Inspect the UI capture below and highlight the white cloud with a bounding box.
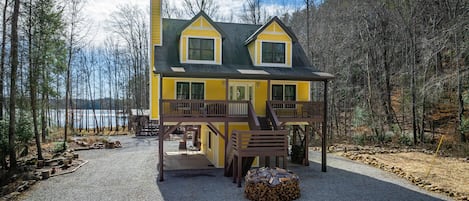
[83,0,149,46]
[83,0,301,45]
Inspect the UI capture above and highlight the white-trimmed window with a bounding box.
[176,82,205,100]
[262,42,285,64]
[189,38,214,61]
[272,84,296,108]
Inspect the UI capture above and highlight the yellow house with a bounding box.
[150,0,334,183]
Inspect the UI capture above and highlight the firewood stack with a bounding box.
[244,167,300,201]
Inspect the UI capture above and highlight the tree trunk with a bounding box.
[28,0,43,160]
[64,50,71,150]
[64,9,75,150]
[0,0,8,120]
[41,92,47,142]
[410,28,417,145]
[8,0,20,171]
[383,38,393,126]
[455,32,466,142]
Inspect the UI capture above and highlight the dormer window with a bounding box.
[189,38,214,61]
[262,42,285,64]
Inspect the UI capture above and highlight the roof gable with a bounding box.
[180,11,226,38]
[244,16,298,45]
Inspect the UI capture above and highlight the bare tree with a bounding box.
[109,4,149,116]
[0,0,8,120]
[183,0,219,18]
[63,0,85,149]
[162,0,183,19]
[239,0,263,24]
[27,0,42,160]
[8,0,20,171]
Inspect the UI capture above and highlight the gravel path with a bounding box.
[20,136,450,201]
[21,136,163,201]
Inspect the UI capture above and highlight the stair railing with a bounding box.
[247,101,260,130]
[266,101,281,130]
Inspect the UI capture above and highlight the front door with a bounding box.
[229,83,254,115]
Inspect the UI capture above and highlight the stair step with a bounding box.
[258,117,272,130]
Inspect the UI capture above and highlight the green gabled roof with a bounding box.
[179,11,226,39]
[154,17,333,81]
[244,16,298,45]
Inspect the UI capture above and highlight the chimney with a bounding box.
[151,0,162,46]
[150,0,162,120]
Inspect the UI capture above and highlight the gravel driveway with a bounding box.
[21,136,163,201]
[20,136,450,201]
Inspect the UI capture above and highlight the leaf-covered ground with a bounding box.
[341,151,469,200]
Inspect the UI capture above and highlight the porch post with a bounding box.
[267,80,271,100]
[265,79,271,166]
[304,124,309,166]
[158,74,165,181]
[321,81,328,172]
[224,78,229,172]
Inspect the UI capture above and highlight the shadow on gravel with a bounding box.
[157,161,444,201]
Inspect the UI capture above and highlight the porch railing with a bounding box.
[231,130,288,159]
[231,129,289,187]
[161,99,250,118]
[267,101,324,119]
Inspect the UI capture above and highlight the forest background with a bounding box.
[0,0,467,172]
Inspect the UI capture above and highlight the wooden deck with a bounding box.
[161,99,324,123]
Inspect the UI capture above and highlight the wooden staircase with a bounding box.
[224,102,288,187]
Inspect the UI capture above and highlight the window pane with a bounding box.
[285,85,296,101]
[189,38,200,49]
[176,82,190,100]
[201,39,214,50]
[189,50,199,60]
[229,86,234,100]
[274,43,284,52]
[236,86,245,101]
[272,85,283,101]
[191,83,204,100]
[274,43,285,63]
[201,50,214,60]
[262,42,272,63]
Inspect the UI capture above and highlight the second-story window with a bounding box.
[262,42,285,64]
[189,38,214,61]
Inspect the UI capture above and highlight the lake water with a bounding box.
[49,109,128,129]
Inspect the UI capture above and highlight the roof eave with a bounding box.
[153,70,334,81]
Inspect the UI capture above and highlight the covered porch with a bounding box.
[156,76,331,182]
